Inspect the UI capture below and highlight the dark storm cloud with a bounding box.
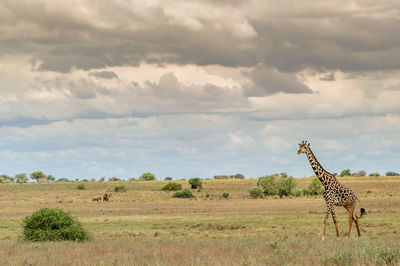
[89,71,118,79]
[243,66,312,96]
[1,1,400,73]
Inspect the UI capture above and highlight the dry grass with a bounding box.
[0,177,399,265]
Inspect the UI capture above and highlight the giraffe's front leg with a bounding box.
[331,209,340,238]
[322,210,329,240]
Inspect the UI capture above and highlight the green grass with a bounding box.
[0,177,399,264]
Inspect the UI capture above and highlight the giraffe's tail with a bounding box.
[356,196,366,218]
[360,208,366,218]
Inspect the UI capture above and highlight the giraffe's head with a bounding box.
[297,140,310,154]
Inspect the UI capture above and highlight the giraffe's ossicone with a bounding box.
[298,140,365,240]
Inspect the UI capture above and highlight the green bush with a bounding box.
[114,185,127,192]
[139,172,156,181]
[22,208,91,242]
[222,192,230,199]
[76,184,86,190]
[189,178,203,189]
[278,177,297,198]
[257,176,278,196]
[172,189,195,198]
[161,182,182,191]
[249,186,264,198]
[253,175,299,198]
[304,178,324,195]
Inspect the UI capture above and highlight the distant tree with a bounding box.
[47,175,56,182]
[214,175,229,180]
[30,171,47,182]
[278,172,288,178]
[56,178,70,182]
[339,169,351,177]
[233,174,245,179]
[189,178,203,189]
[386,171,399,176]
[15,173,29,183]
[369,172,380,177]
[99,176,106,182]
[164,177,173,180]
[357,170,367,177]
[0,174,14,183]
[139,172,156,181]
[108,177,120,182]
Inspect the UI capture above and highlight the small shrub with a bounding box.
[249,186,264,199]
[114,185,127,192]
[76,184,86,190]
[172,189,195,198]
[164,177,173,180]
[222,192,229,199]
[161,182,182,191]
[139,172,156,181]
[189,178,203,189]
[304,178,324,196]
[108,177,120,181]
[22,208,91,242]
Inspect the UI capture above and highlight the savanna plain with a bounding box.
[0,177,399,265]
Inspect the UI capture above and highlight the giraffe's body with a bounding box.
[298,141,362,239]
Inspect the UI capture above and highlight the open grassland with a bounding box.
[0,177,399,265]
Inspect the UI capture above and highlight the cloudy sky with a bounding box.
[1,0,400,180]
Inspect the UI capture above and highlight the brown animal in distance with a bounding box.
[91,195,102,202]
[103,192,112,201]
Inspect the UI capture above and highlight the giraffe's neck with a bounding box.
[305,148,336,187]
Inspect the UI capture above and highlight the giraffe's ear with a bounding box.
[307,143,310,147]
[298,143,301,146]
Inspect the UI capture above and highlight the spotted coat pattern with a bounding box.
[298,141,361,239]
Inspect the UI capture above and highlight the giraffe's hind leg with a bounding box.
[353,214,361,237]
[344,205,354,237]
[345,205,361,237]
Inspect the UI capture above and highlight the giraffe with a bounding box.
[297,141,364,240]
